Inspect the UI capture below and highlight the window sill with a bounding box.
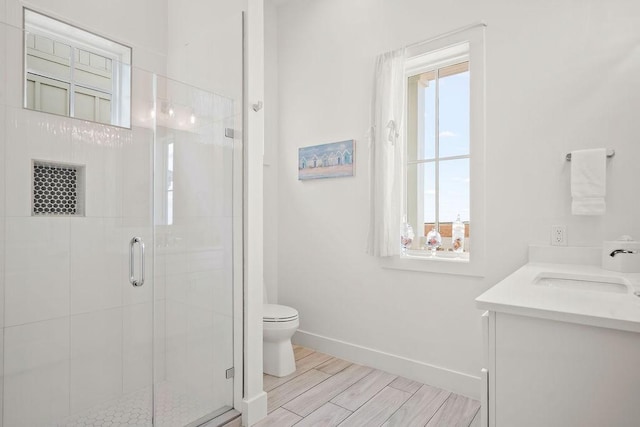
[402,250,469,262]
[380,250,484,277]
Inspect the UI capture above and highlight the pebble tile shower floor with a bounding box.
[58,382,217,427]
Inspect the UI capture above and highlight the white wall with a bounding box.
[166,0,246,103]
[4,0,167,73]
[263,0,279,304]
[270,0,640,398]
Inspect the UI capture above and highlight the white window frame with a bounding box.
[408,51,470,257]
[23,8,132,128]
[382,24,486,277]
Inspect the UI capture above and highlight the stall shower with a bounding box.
[0,17,241,427]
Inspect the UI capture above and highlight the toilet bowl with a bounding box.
[263,304,299,377]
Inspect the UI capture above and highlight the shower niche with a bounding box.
[32,160,85,216]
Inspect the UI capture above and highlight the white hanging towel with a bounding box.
[571,148,607,215]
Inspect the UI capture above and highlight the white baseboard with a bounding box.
[293,329,480,400]
[242,391,267,426]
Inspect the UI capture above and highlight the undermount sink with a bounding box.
[534,272,630,294]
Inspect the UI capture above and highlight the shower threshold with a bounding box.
[56,382,233,427]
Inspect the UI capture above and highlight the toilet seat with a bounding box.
[263,304,298,323]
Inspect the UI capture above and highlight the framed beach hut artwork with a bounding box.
[298,139,355,180]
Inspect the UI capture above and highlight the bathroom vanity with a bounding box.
[476,247,640,427]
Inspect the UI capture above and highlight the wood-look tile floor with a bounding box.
[254,345,480,427]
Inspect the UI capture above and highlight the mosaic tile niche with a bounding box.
[32,160,85,216]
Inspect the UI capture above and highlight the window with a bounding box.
[406,46,470,259]
[24,9,132,128]
[382,25,485,276]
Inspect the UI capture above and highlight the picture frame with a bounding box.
[298,139,355,181]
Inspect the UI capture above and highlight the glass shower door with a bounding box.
[1,21,235,427]
[153,76,236,426]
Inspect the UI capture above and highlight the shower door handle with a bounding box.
[129,237,145,287]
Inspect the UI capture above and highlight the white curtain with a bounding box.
[366,49,406,257]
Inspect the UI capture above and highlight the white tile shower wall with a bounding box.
[154,300,167,382]
[190,270,223,313]
[0,25,6,107]
[188,242,225,273]
[172,135,229,219]
[70,308,123,413]
[71,123,126,218]
[3,0,21,28]
[123,302,153,394]
[165,264,189,305]
[0,0,6,24]
[123,126,153,218]
[161,240,234,400]
[4,216,70,326]
[2,111,155,425]
[155,252,167,301]
[153,87,236,412]
[131,68,157,131]
[187,306,217,404]
[0,23,6,427]
[2,22,21,109]
[70,217,124,314]
[0,104,5,329]
[0,2,166,426]
[0,329,3,426]
[162,303,233,415]
[4,317,70,427]
[165,299,188,387]
[211,312,234,405]
[5,107,72,217]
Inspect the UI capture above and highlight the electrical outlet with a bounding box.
[551,225,567,246]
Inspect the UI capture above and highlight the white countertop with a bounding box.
[476,262,640,333]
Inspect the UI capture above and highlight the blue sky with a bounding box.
[422,70,470,223]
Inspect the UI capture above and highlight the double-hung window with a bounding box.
[406,45,470,257]
[387,25,485,276]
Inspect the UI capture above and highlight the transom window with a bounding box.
[23,8,132,128]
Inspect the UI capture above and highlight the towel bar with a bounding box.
[566,149,615,161]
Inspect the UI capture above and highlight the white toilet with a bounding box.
[263,303,299,377]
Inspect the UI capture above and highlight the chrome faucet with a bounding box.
[609,249,639,257]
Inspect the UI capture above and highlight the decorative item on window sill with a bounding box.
[452,214,465,254]
[400,221,415,254]
[425,227,442,257]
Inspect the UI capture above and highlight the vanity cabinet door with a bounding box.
[480,311,492,427]
[493,313,640,427]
